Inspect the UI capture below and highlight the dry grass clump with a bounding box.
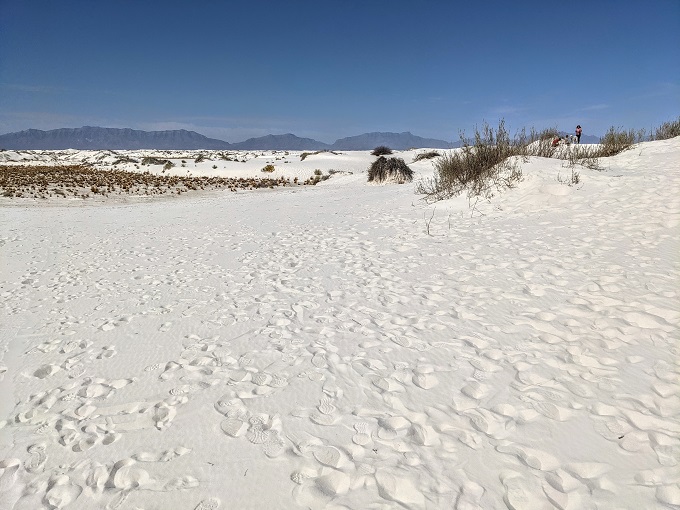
[300,150,341,161]
[368,157,413,184]
[523,127,561,158]
[371,146,393,156]
[416,120,523,201]
[653,117,680,140]
[261,164,275,173]
[141,157,171,166]
[598,126,644,157]
[412,151,440,162]
[0,165,303,199]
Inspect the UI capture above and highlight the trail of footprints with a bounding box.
[2,176,679,508]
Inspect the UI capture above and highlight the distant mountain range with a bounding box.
[0,126,457,151]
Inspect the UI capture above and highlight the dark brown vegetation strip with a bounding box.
[0,165,304,199]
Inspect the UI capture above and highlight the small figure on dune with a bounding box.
[552,136,561,147]
[575,125,582,144]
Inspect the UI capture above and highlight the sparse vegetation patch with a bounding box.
[413,151,440,162]
[416,120,523,201]
[371,146,393,156]
[0,165,306,199]
[300,150,341,161]
[653,117,680,140]
[368,157,413,184]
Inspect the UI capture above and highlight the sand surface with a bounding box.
[1,141,679,509]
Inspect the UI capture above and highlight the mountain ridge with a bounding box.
[0,126,455,151]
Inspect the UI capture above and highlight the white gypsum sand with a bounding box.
[0,139,678,509]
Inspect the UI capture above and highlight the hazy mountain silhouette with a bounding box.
[331,131,455,150]
[0,126,458,150]
[0,126,232,150]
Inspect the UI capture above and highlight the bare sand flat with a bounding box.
[1,140,679,509]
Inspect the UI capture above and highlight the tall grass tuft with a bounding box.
[371,146,393,156]
[598,126,645,157]
[653,117,680,140]
[368,157,413,184]
[416,120,524,201]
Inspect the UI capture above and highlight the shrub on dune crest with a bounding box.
[413,151,440,162]
[416,117,679,203]
[416,120,524,201]
[598,126,644,157]
[371,146,393,156]
[368,156,413,184]
[653,117,680,140]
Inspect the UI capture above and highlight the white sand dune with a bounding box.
[1,140,679,509]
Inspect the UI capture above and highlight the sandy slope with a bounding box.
[0,140,679,509]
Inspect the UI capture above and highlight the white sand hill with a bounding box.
[1,139,679,509]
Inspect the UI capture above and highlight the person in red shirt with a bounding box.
[575,125,582,144]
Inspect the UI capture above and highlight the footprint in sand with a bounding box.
[500,471,548,510]
[25,443,47,473]
[96,345,117,359]
[44,475,83,509]
[195,498,221,510]
[317,396,336,415]
[0,458,21,492]
[352,422,372,446]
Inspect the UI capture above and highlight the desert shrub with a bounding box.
[261,164,275,173]
[413,151,440,162]
[212,165,217,169]
[599,126,644,156]
[142,157,170,166]
[371,146,393,156]
[301,150,341,161]
[523,127,561,158]
[562,144,602,170]
[194,154,206,163]
[314,169,322,176]
[416,120,523,200]
[163,161,174,171]
[653,117,680,140]
[368,156,413,184]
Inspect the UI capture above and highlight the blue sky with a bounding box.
[1,0,679,143]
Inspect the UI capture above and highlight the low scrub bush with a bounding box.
[523,127,560,158]
[368,157,413,184]
[371,146,393,156]
[598,126,644,157]
[562,144,602,170]
[413,151,440,162]
[261,164,275,173]
[416,120,523,200]
[653,117,680,140]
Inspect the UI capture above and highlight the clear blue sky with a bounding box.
[1,0,679,143]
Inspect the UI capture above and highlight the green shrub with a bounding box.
[368,157,413,183]
[371,146,393,156]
